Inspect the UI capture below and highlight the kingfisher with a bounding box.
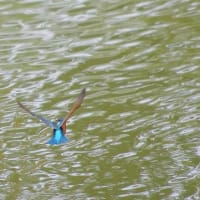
[17,88,86,145]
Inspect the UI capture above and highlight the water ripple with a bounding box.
[0,0,200,199]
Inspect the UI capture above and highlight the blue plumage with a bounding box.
[47,128,68,145]
[17,88,86,145]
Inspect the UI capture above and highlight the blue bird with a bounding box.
[17,88,86,145]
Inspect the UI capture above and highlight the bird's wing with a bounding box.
[57,88,86,128]
[17,101,57,129]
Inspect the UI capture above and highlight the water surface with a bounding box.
[0,0,200,199]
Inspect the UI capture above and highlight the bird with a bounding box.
[17,88,86,145]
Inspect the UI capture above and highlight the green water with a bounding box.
[0,0,200,199]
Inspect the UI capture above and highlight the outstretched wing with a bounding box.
[17,101,57,129]
[57,88,86,129]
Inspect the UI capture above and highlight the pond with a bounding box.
[0,0,200,199]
